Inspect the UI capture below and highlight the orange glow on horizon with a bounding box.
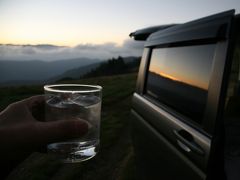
[0,26,125,47]
[150,66,207,90]
[158,72,180,82]
[151,70,181,82]
[0,36,124,47]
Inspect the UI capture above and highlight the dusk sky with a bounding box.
[1,0,240,46]
[0,0,240,61]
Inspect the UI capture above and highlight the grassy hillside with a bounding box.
[0,73,137,180]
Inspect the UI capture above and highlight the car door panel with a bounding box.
[132,93,210,171]
[131,110,205,180]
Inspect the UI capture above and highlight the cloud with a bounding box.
[0,39,144,61]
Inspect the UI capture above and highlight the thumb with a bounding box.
[37,119,89,144]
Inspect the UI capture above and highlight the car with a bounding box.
[130,9,240,180]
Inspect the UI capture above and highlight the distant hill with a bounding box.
[0,58,103,85]
[0,56,141,86]
[82,56,141,78]
[52,56,140,82]
[50,63,100,82]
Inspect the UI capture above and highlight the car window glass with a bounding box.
[146,44,216,125]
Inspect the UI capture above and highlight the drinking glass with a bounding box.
[44,84,102,163]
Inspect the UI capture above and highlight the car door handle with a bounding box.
[173,130,205,155]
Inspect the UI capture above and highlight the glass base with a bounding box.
[47,140,99,163]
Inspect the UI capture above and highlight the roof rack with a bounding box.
[129,24,178,41]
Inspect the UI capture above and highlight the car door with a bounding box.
[131,10,236,180]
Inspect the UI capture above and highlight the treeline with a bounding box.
[82,56,140,78]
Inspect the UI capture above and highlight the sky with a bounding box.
[0,0,240,61]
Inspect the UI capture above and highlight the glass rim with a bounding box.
[44,84,102,93]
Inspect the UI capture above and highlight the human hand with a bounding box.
[0,95,88,177]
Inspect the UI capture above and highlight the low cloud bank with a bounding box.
[0,39,144,61]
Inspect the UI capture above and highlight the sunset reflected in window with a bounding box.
[146,44,216,122]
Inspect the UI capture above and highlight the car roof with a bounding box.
[130,9,237,45]
[145,10,235,47]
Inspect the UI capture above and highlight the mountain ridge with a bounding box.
[0,56,140,86]
[0,58,104,84]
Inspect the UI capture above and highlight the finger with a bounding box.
[1,96,44,119]
[23,95,45,109]
[36,119,89,144]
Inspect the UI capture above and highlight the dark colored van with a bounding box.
[130,10,240,180]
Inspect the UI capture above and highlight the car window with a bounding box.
[145,44,216,125]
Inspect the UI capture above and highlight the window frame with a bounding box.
[141,39,232,136]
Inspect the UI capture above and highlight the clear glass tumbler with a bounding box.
[44,84,102,163]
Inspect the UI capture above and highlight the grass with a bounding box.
[1,73,137,180]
